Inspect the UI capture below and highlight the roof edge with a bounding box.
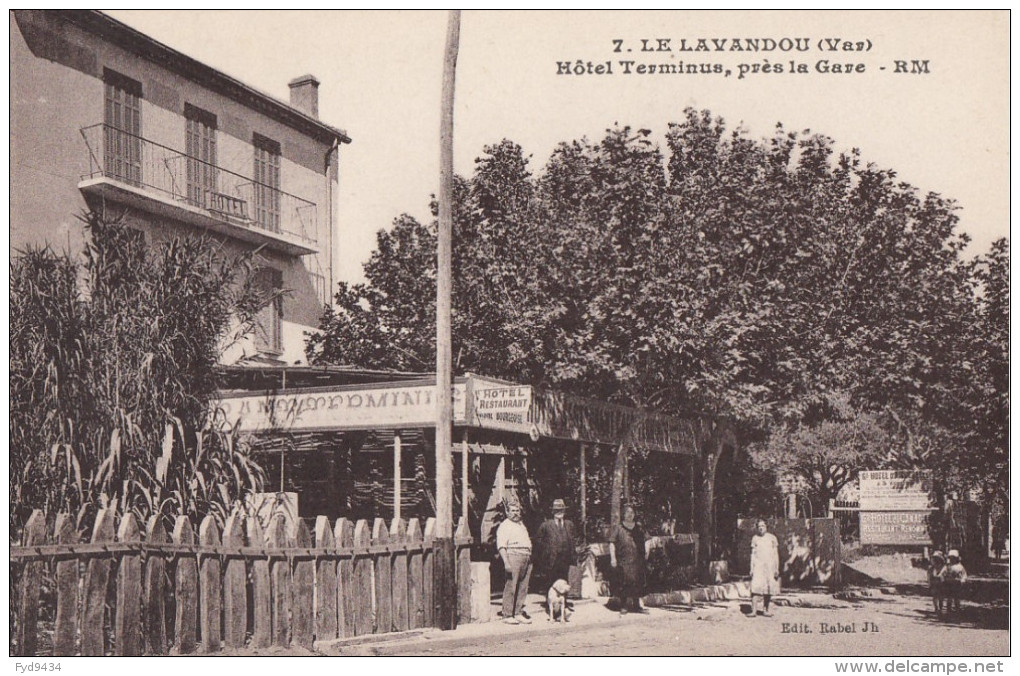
[61,10,352,145]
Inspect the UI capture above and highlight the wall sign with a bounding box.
[216,382,467,433]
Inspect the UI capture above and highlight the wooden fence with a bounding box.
[10,508,473,656]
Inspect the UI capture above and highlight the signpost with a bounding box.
[858,469,934,545]
[859,470,934,511]
[860,511,931,545]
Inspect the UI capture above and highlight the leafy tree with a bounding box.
[10,213,271,532]
[308,111,1000,560]
[749,399,890,512]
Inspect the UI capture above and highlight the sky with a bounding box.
[107,10,1010,285]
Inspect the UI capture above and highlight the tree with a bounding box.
[308,111,996,560]
[10,213,271,532]
[749,399,890,512]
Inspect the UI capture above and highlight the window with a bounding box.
[310,271,327,306]
[254,267,283,355]
[253,133,281,233]
[103,69,142,185]
[185,104,217,208]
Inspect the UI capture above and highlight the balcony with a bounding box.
[78,124,318,256]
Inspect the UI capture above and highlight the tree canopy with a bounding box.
[307,108,1006,522]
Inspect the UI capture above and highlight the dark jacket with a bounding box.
[534,517,582,580]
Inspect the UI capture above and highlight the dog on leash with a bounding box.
[546,579,572,623]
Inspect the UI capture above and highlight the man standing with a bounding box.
[535,499,581,591]
[496,498,533,624]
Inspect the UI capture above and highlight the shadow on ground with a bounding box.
[886,603,1009,631]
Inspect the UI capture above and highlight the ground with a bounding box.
[375,591,1008,657]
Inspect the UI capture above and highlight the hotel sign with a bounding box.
[860,511,931,545]
[469,377,533,434]
[859,470,934,511]
[216,382,468,433]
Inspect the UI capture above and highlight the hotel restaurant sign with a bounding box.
[858,469,934,546]
[216,376,533,435]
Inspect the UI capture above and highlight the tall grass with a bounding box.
[10,212,275,535]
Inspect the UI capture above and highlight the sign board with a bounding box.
[216,382,467,433]
[860,510,931,545]
[859,469,934,511]
[469,377,532,434]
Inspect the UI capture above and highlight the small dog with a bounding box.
[546,579,572,623]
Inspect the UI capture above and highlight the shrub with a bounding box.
[10,213,274,534]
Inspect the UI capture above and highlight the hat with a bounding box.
[551,499,566,511]
[932,550,945,560]
[947,549,960,559]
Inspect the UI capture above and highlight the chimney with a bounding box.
[288,74,320,118]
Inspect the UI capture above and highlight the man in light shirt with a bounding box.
[497,498,533,624]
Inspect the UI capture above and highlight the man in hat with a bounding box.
[496,498,533,624]
[534,498,582,595]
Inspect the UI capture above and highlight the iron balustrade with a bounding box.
[80,123,317,246]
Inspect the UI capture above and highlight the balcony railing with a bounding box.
[79,123,317,249]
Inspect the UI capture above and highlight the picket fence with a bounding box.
[10,508,473,656]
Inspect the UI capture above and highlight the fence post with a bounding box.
[143,516,168,655]
[390,518,409,632]
[291,518,314,649]
[15,510,46,656]
[314,516,338,644]
[115,513,142,656]
[372,518,393,633]
[455,516,472,625]
[353,519,373,636]
[423,517,436,627]
[222,513,247,649]
[335,518,356,638]
[247,516,271,648]
[406,518,424,630]
[268,515,292,647]
[82,508,115,655]
[172,515,198,654]
[198,516,222,652]
[53,513,79,656]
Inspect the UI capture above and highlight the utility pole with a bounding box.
[434,8,461,632]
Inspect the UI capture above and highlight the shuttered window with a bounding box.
[254,267,283,355]
[185,104,217,207]
[253,133,281,233]
[103,69,142,185]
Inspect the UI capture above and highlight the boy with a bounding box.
[942,549,967,615]
[928,550,946,617]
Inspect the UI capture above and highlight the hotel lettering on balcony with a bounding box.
[11,10,351,364]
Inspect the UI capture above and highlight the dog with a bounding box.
[546,579,572,623]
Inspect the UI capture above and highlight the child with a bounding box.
[928,550,946,617]
[942,549,967,615]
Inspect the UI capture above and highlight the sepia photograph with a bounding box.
[8,9,1010,668]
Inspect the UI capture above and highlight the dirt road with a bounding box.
[380,593,1008,657]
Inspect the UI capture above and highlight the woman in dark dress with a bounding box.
[609,505,647,614]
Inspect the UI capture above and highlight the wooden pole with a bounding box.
[579,444,587,534]
[434,8,461,632]
[394,433,402,521]
[462,431,469,522]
